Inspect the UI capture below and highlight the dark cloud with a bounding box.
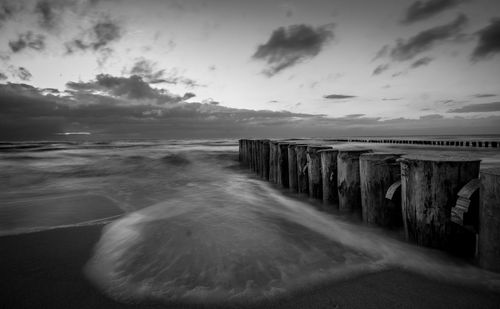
[410,56,434,68]
[402,0,463,24]
[65,18,122,53]
[67,74,188,103]
[253,24,334,76]
[0,0,22,27]
[420,114,444,120]
[372,63,390,75]
[3,80,500,140]
[344,114,365,118]
[128,58,165,81]
[390,14,468,61]
[473,94,496,98]
[125,59,203,88]
[182,92,196,100]
[9,66,32,81]
[34,0,97,30]
[9,31,46,53]
[448,102,500,113]
[0,72,7,80]
[372,45,390,61]
[323,94,356,99]
[0,80,321,140]
[471,18,500,61]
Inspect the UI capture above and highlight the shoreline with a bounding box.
[1,223,500,309]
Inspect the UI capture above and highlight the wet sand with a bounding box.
[1,224,500,309]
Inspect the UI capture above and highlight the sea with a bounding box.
[1,138,500,304]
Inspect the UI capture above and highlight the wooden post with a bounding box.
[295,144,309,194]
[269,141,278,183]
[307,146,331,199]
[360,153,403,228]
[399,155,480,249]
[277,143,290,188]
[319,149,339,206]
[337,149,373,214]
[478,168,500,272]
[261,140,270,180]
[288,144,298,192]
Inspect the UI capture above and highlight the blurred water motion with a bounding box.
[2,139,500,304]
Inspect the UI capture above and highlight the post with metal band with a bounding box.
[360,153,403,228]
[399,155,480,249]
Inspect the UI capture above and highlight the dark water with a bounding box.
[1,139,500,304]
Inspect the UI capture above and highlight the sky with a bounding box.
[0,0,500,140]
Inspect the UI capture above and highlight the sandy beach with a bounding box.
[1,223,500,309]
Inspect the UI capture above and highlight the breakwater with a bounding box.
[324,138,500,148]
[239,139,500,273]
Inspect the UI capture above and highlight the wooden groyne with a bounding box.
[323,138,500,148]
[239,139,500,272]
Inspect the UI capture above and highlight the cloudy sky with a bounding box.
[0,0,499,140]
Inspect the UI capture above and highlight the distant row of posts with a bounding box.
[239,139,500,273]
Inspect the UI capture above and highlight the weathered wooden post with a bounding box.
[239,139,242,162]
[261,140,270,180]
[478,168,500,272]
[307,145,331,199]
[319,149,339,206]
[288,144,298,192]
[360,153,403,228]
[399,155,480,249]
[269,141,278,183]
[295,144,309,194]
[337,149,373,214]
[277,143,290,188]
[248,140,253,170]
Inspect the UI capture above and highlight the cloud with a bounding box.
[402,0,463,24]
[0,80,322,139]
[67,74,191,104]
[34,0,97,30]
[471,18,500,61]
[448,101,500,113]
[390,14,467,61]
[9,66,32,81]
[0,0,22,27]
[9,31,46,53]
[473,94,496,98]
[372,63,390,75]
[323,94,356,99]
[419,114,444,120]
[410,56,434,68]
[253,24,334,76]
[65,18,122,53]
[128,58,165,81]
[0,72,7,80]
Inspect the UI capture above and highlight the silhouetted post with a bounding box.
[277,143,290,188]
[288,144,298,192]
[295,144,309,194]
[307,145,331,199]
[399,155,480,248]
[478,168,500,272]
[360,153,403,228]
[337,149,373,214]
[319,149,339,206]
[261,140,270,180]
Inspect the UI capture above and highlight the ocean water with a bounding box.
[1,139,500,305]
